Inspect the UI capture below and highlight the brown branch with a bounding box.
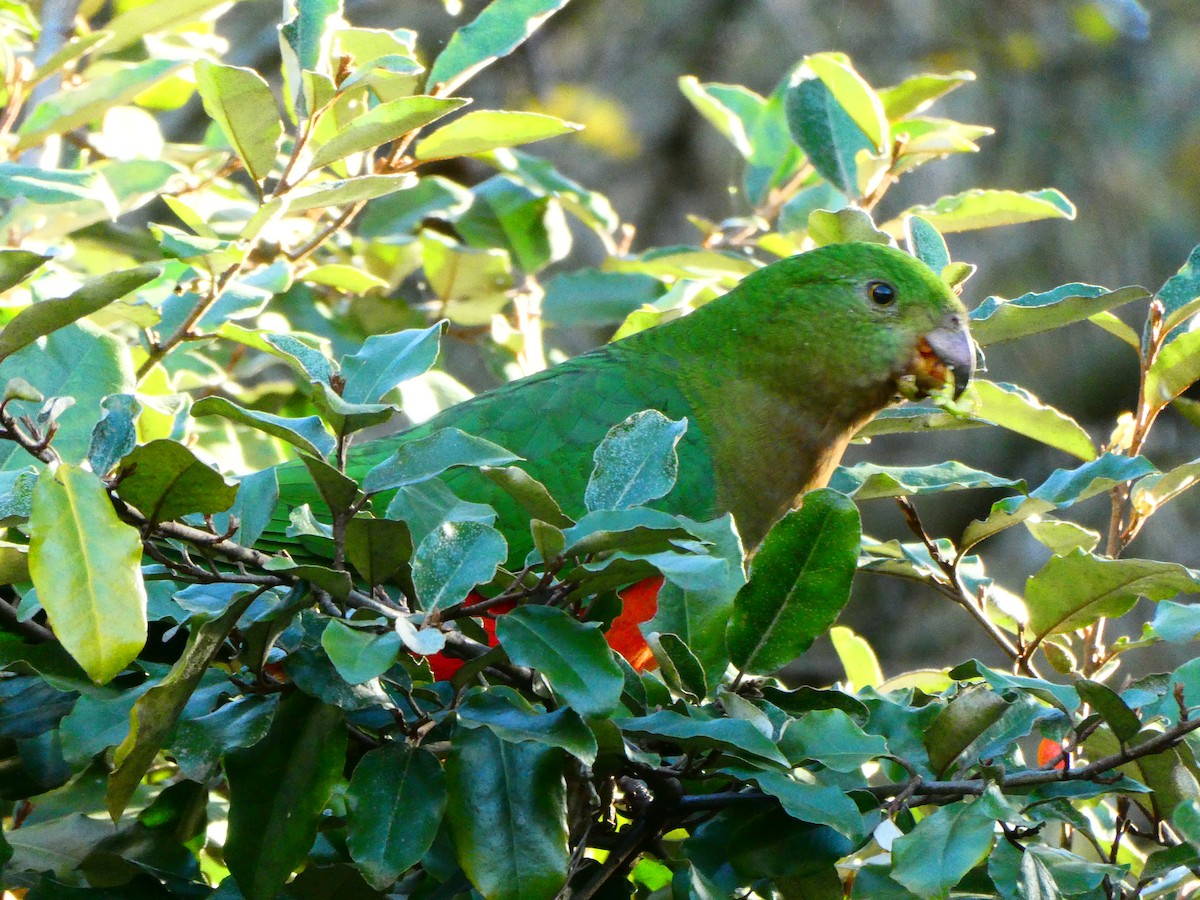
[0,593,54,642]
[896,497,1034,675]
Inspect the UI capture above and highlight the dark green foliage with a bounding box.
[3,2,1198,899]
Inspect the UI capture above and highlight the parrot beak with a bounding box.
[910,314,975,400]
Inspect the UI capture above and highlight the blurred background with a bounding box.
[207,0,1199,677]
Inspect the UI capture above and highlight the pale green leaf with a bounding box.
[29,465,147,684]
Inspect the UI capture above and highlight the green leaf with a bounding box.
[1145,329,1200,413]
[339,321,445,404]
[889,187,1075,234]
[829,625,883,691]
[311,384,394,435]
[264,557,352,600]
[279,0,343,118]
[807,207,893,247]
[1149,600,1200,644]
[107,596,251,817]
[364,427,519,494]
[346,743,446,890]
[1090,309,1141,350]
[321,619,401,684]
[1075,679,1140,743]
[337,53,424,98]
[420,229,514,325]
[616,709,789,767]
[560,507,692,557]
[648,633,707,702]
[727,490,861,675]
[779,709,889,772]
[115,439,237,525]
[411,520,507,612]
[445,726,568,900]
[0,324,132,472]
[194,60,282,184]
[309,96,467,168]
[457,174,571,274]
[285,172,417,212]
[191,396,335,459]
[16,59,182,151]
[584,410,688,512]
[0,163,117,213]
[488,147,620,237]
[1027,550,1200,641]
[458,686,598,764]
[415,110,581,160]
[262,332,335,383]
[31,31,111,83]
[969,380,1096,460]
[386,478,495,544]
[102,0,231,53]
[678,76,762,158]
[481,466,573,528]
[426,0,571,94]
[924,685,1010,777]
[785,66,873,196]
[1156,243,1200,340]
[891,799,997,898]
[300,453,360,513]
[225,693,346,900]
[344,514,413,585]
[961,453,1156,551]
[829,461,1022,501]
[970,283,1146,346]
[231,470,278,550]
[0,249,50,293]
[1024,517,1101,556]
[878,70,975,119]
[301,263,389,294]
[905,215,950,272]
[802,52,888,151]
[0,265,160,364]
[29,465,146,684]
[87,394,140,477]
[1132,456,1200,515]
[721,764,866,841]
[496,606,624,718]
[857,404,988,438]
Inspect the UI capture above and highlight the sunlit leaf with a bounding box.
[29,465,146,684]
[427,0,571,94]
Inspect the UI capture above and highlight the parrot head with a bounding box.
[738,242,976,415]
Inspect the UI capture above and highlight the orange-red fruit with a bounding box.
[1037,737,1067,770]
[421,577,665,680]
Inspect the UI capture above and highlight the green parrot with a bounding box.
[272,242,973,559]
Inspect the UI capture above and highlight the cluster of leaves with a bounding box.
[3,0,1200,898]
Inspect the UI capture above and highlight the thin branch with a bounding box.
[896,497,1034,675]
[0,594,54,642]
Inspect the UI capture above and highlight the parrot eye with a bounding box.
[868,281,897,306]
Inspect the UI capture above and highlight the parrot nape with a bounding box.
[272,242,974,672]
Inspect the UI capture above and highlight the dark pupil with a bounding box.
[870,281,896,305]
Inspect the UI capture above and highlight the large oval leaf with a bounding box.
[224,693,346,900]
[346,743,446,890]
[445,726,568,900]
[29,465,147,684]
[584,410,687,512]
[495,606,624,718]
[727,489,861,675]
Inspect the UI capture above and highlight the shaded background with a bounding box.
[213,0,1200,677]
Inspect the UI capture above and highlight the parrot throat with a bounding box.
[677,375,874,549]
[642,313,896,550]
